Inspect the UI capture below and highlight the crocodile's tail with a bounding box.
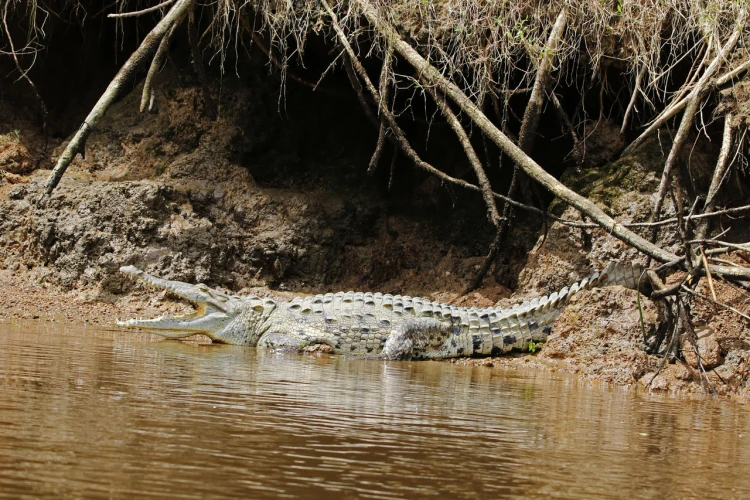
[596,261,647,291]
[473,262,646,356]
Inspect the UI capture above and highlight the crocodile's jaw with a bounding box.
[116,310,232,336]
[116,266,238,339]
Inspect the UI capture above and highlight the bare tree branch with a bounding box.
[621,64,646,133]
[368,46,394,175]
[40,0,196,199]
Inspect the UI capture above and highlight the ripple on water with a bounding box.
[0,320,748,498]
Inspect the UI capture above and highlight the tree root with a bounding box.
[343,56,379,128]
[622,20,747,158]
[696,114,734,240]
[108,0,175,18]
[251,32,321,91]
[462,8,567,293]
[621,64,646,133]
[426,85,501,228]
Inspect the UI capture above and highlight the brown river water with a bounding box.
[0,320,748,499]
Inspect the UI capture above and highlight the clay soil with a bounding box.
[1,71,748,400]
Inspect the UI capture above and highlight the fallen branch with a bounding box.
[669,185,695,273]
[40,0,195,199]
[426,85,501,228]
[343,56,379,128]
[518,9,567,154]
[690,239,750,254]
[551,93,580,145]
[427,83,504,293]
[354,0,750,280]
[717,58,750,85]
[464,8,567,294]
[696,113,734,240]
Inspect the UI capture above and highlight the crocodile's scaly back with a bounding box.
[265,262,645,359]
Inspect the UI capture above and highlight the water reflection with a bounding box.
[0,321,748,498]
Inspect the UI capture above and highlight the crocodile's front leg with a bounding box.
[257,332,305,351]
[382,318,451,360]
[257,330,339,353]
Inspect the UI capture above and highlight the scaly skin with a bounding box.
[117,263,644,360]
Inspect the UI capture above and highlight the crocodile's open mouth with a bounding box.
[116,266,233,336]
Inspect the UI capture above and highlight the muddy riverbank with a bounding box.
[1,67,748,399]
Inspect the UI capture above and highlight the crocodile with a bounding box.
[116,263,645,360]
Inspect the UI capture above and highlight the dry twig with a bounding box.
[368,46,394,175]
[109,0,176,18]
